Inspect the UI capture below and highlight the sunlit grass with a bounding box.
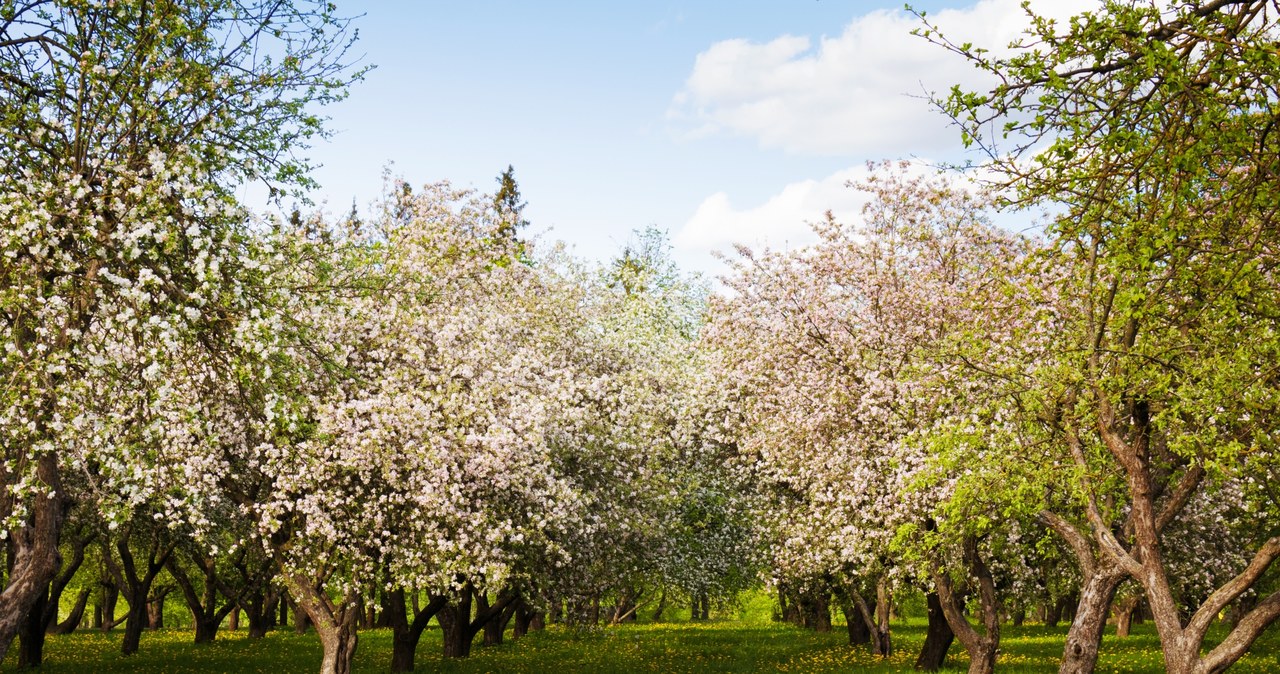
[5,616,1278,672]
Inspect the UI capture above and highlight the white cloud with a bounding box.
[669,0,1096,157]
[673,159,1036,279]
[675,166,869,258]
[674,161,959,274]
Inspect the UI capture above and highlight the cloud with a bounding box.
[672,159,1035,279]
[669,0,1096,157]
[674,161,961,272]
[676,166,868,258]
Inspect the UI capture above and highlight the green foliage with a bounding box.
[493,164,529,241]
[0,0,367,199]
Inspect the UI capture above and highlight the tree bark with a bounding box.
[99,579,121,631]
[875,580,892,654]
[120,593,149,656]
[146,585,171,629]
[388,589,445,673]
[652,588,668,622]
[52,588,91,634]
[437,584,518,658]
[778,585,798,624]
[0,454,65,664]
[845,605,870,645]
[1041,508,1129,674]
[851,582,892,656]
[244,589,280,639]
[547,594,561,624]
[102,535,174,656]
[41,528,92,635]
[1091,405,1280,674]
[437,589,474,658]
[294,600,312,633]
[833,585,870,646]
[476,593,496,644]
[1115,596,1139,638]
[287,574,359,674]
[915,591,954,671]
[799,589,831,632]
[166,553,237,644]
[231,556,279,639]
[609,587,640,626]
[934,537,999,674]
[484,598,517,645]
[1046,598,1064,627]
[512,600,535,639]
[17,589,49,668]
[1059,570,1125,674]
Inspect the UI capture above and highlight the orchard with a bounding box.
[3,2,1280,673]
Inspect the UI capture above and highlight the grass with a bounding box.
[6,604,1280,673]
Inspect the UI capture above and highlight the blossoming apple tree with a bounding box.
[0,0,359,662]
[923,1,1280,672]
[705,163,1033,672]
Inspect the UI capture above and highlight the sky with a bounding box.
[283,0,1094,277]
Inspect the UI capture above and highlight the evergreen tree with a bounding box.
[493,165,528,241]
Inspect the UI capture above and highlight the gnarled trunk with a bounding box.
[1114,595,1140,638]
[1057,570,1124,673]
[387,589,445,673]
[17,590,49,668]
[1045,599,1063,628]
[934,537,999,674]
[484,598,517,645]
[318,620,359,674]
[1041,510,1129,674]
[915,591,954,671]
[52,588,91,635]
[851,579,892,656]
[102,535,174,656]
[799,589,831,632]
[834,587,869,646]
[437,590,474,659]
[166,552,237,644]
[436,584,519,659]
[98,579,122,631]
[242,583,282,639]
[1087,410,1280,674]
[119,593,149,656]
[287,575,360,674]
[291,591,312,634]
[609,586,640,626]
[778,585,800,625]
[651,589,668,622]
[512,599,537,639]
[0,454,65,664]
[146,585,171,629]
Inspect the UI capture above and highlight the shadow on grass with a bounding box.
[6,618,1279,673]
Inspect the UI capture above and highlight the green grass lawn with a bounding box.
[7,606,1280,673]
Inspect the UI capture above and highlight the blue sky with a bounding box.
[288,0,1091,276]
